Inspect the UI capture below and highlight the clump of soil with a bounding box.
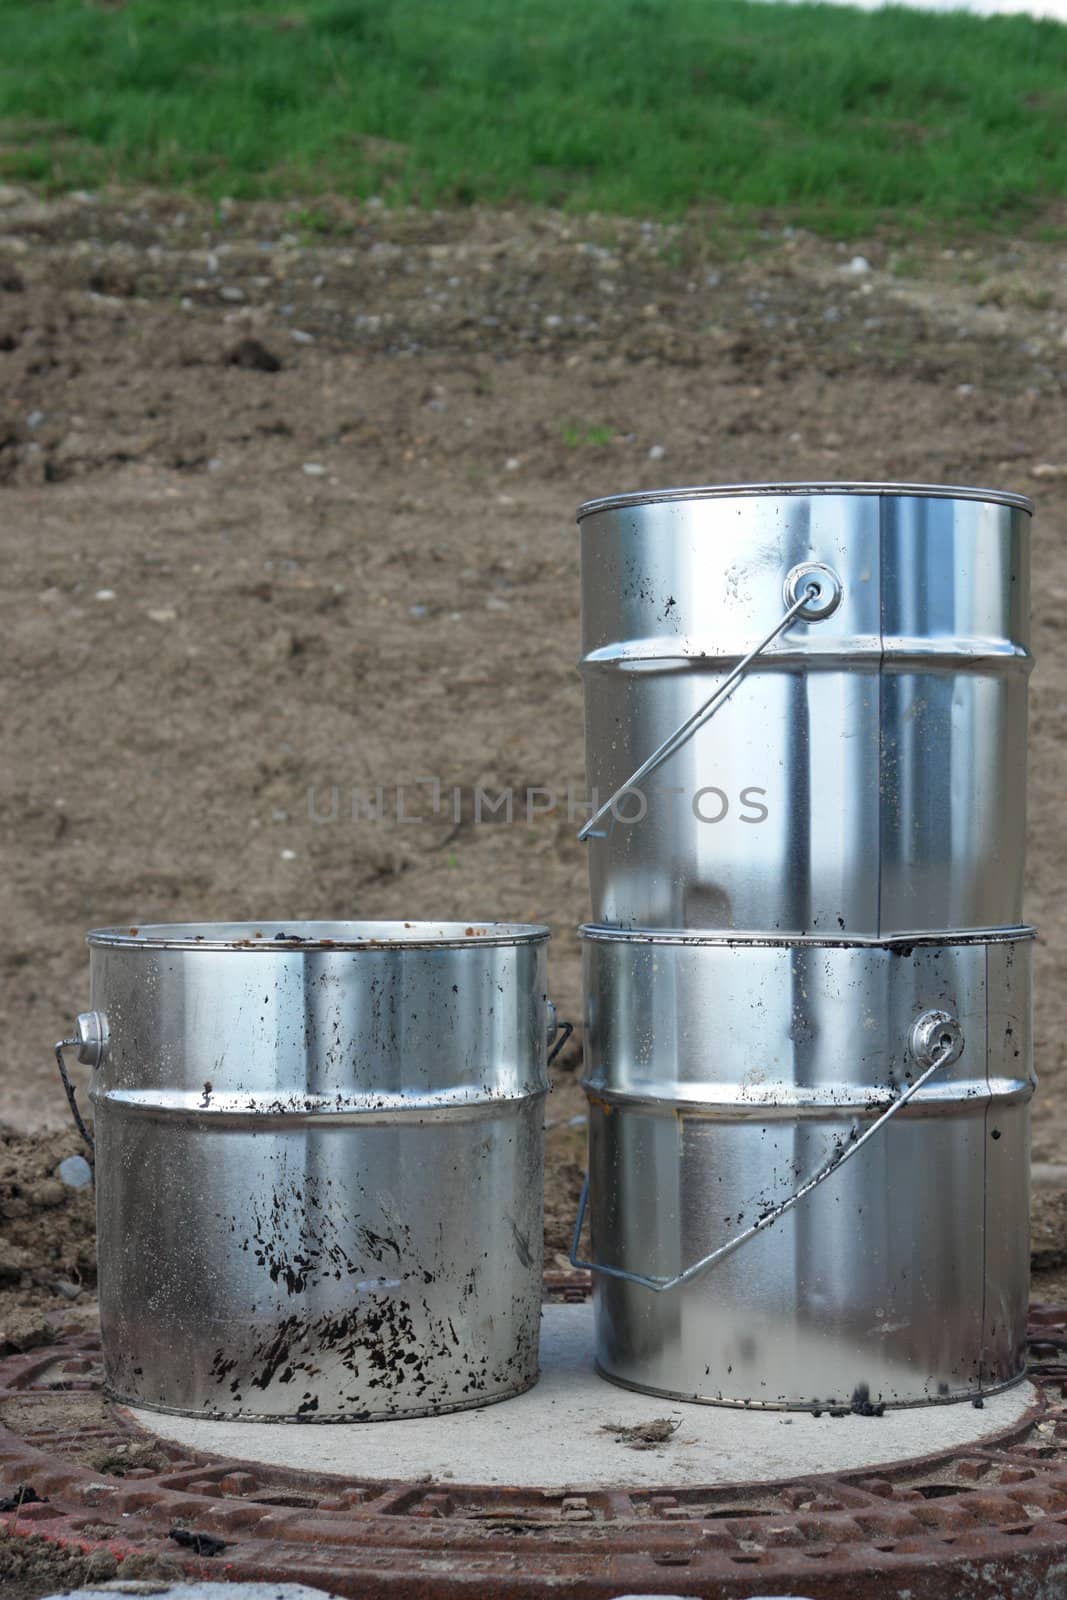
[227,334,283,372]
[544,1047,586,1268]
[1030,1185,1067,1301]
[0,1530,179,1600]
[544,1148,584,1264]
[87,1438,175,1476]
[0,1531,108,1600]
[602,1416,682,1450]
[1032,1185,1067,1270]
[0,1128,97,1355]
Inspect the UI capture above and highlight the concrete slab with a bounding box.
[131,1303,1035,1490]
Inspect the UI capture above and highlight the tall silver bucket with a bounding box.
[577,926,1034,1409]
[57,921,553,1421]
[578,483,1032,937]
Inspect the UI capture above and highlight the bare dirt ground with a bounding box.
[1,184,1066,1335]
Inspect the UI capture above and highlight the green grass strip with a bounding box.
[1,0,1066,232]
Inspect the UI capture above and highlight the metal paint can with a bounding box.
[578,483,1032,937]
[58,921,552,1421]
[577,925,1034,1409]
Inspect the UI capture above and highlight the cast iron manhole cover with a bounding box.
[3,1282,1067,1598]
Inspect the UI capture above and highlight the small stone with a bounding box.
[26,410,44,428]
[219,285,245,302]
[409,604,429,618]
[58,1155,93,1189]
[0,1246,31,1283]
[291,328,314,344]
[94,589,116,602]
[302,462,326,476]
[280,848,297,861]
[31,1180,66,1209]
[504,457,520,471]
[147,608,177,623]
[264,627,299,662]
[1032,463,1067,479]
[648,444,666,461]
[845,255,872,274]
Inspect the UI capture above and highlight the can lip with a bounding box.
[86,920,551,951]
[580,923,1036,948]
[576,481,1034,521]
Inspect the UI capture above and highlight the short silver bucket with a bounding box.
[577,483,1032,938]
[575,926,1034,1410]
[57,921,553,1422]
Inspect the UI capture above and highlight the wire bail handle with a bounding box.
[545,1000,575,1065]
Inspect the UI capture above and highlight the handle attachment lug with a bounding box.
[784,562,843,620]
[73,1010,108,1068]
[909,1008,964,1070]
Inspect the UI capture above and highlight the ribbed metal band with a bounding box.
[580,924,1036,948]
[87,921,551,951]
[577,481,1034,521]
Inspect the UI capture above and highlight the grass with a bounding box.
[561,423,614,448]
[1,0,1067,233]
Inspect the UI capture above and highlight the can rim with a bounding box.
[576,481,1034,521]
[87,920,551,951]
[580,924,1036,948]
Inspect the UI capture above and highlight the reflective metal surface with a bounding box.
[80,921,551,1421]
[579,484,1032,936]
[580,928,1034,1409]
